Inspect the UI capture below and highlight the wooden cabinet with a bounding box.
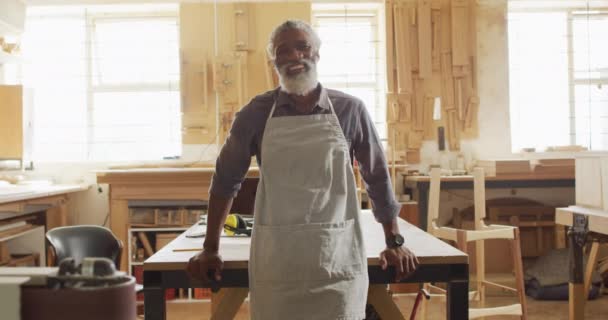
[96,168,259,271]
[0,85,22,160]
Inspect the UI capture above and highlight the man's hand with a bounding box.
[186,250,224,282]
[379,246,419,282]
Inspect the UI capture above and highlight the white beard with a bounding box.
[276,59,319,96]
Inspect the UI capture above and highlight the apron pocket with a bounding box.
[252,219,364,283]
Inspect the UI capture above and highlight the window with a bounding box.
[508,2,608,152]
[312,3,387,141]
[20,5,180,162]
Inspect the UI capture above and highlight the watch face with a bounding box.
[395,234,405,246]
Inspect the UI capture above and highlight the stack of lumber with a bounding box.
[386,0,479,163]
[533,158,574,176]
[475,159,530,176]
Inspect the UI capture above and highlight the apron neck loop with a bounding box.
[267,91,334,122]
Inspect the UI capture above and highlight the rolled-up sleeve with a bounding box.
[209,109,254,198]
[353,103,401,223]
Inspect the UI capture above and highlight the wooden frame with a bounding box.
[425,167,528,319]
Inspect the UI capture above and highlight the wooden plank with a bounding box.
[234,2,253,51]
[387,93,399,123]
[406,149,421,164]
[0,242,10,265]
[386,0,397,93]
[408,131,423,149]
[569,283,585,320]
[210,288,249,320]
[45,202,68,231]
[456,78,464,120]
[584,241,600,300]
[446,110,460,151]
[414,80,425,131]
[417,0,432,79]
[431,9,441,72]
[410,5,419,73]
[575,158,602,209]
[0,203,24,212]
[138,232,155,257]
[441,54,455,109]
[180,53,208,114]
[367,285,406,320]
[0,85,23,160]
[440,0,451,54]
[398,93,412,122]
[511,228,528,318]
[464,94,479,129]
[0,224,35,240]
[423,95,435,139]
[451,0,469,66]
[394,3,413,93]
[428,168,441,229]
[110,199,129,272]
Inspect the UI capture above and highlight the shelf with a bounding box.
[0,225,40,242]
[130,261,144,266]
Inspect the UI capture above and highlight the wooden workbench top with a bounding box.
[405,172,574,183]
[96,167,260,184]
[144,210,468,271]
[556,205,608,235]
[0,184,89,205]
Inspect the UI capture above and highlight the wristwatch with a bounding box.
[386,233,405,248]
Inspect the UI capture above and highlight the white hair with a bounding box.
[266,20,321,60]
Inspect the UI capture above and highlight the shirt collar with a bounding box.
[275,83,330,111]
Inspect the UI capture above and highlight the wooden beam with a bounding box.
[234,2,253,51]
[367,285,406,320]
[210,288,249,320]
[465,94,479,129]
[399,93,413,122]
[451,0,469,66]
[584,242,600,300]
[414,80,425,131]
[386,0,397,93]
[417,0,432,79]
[431,9,441,72]
[394,3,413,93]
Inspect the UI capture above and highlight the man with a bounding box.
[187,20,418,320]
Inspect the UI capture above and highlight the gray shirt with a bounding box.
[209,84,400,224]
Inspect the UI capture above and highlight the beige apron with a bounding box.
[249,96,368,320]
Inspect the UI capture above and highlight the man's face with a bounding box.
[273,28,319,95]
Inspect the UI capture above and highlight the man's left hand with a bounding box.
[379,246,419,282]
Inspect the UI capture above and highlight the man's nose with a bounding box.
[285,47,304,60]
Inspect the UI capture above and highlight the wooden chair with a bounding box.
[423,167,527,319]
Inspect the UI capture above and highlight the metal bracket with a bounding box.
[569,214,589,247]
[568,214,589,283]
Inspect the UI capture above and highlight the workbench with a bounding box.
[556,206,608,320]
[405,173,575,230]
[0,184,89,265]
[143,210,469,320]
[96,168,259,271]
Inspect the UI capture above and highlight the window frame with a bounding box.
[508,5,608,151]
[311,4,387,141]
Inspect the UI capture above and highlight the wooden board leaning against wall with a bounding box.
[180,2,310,145]
[386,0,479,164]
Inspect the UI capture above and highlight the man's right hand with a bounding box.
[186,250,224,282]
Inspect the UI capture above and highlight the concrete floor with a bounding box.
[165,292,608,320]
